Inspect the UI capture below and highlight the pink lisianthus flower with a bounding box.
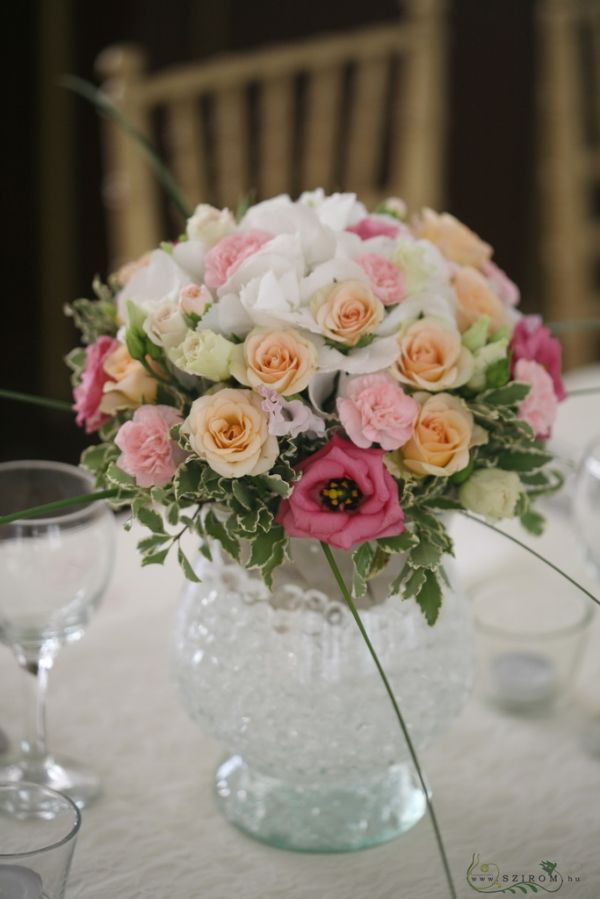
[347,216,402,241]
[275,434,406,549]
[337,374,418,450]
[356,253,406,305]
[514,359,558,439]
[481,260,520,307]
[204,229,273,288]
[73,335,120,433]
[510,315,566,401]
[115,405,187,488]
[259,387,325,439]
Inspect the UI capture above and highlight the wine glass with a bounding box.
[573,436,600,757]
[0,460,115,807]
[573,436,600,577]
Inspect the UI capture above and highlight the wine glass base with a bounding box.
[0,755,101,809]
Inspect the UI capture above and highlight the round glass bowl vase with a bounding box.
[175,539,474,853]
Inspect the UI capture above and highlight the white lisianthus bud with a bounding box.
[186,204,236,247]
[459,468,521,520]
[144,298,188,349]
[178,283,213,319]
[168,329,235,382]
[382,197,407,219]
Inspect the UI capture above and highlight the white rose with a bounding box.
[459,468,521,520]
[144,297,188,349]
[186,204,235,247]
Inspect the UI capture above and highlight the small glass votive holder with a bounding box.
[0,782,81,899]
[472,567,594,715]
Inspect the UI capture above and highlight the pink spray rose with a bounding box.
[510,315,566,401]
[514,359,558,439]
[347,216,401,241]
[204,229,272,288]
[356,253,406,305]
[337,374,418,450]
[275,434,406,549]
[73,335,120,433]
[115,405,186,488]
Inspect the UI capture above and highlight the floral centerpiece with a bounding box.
[66,190,564,624]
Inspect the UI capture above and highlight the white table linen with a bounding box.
[0,369,599,899]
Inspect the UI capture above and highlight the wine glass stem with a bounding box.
[17,653,52,762]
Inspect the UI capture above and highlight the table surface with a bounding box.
[1,369,600,899]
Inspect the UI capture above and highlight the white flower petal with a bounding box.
[116,249,191,318]
[318,336,400,374]
[300,258,369,302]
[240,196,336,266]
[299,190,367,229]
[217,233,305,297]
[172,239,206,282]
[377,289,457,336]
[197,293,254,337]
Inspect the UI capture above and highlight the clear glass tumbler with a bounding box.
[472,565,593,715]
[0,461,115,807]
[0,782,80,899]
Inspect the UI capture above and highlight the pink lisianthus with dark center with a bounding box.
[275,434,406,549]
[347,216,402,241]
[204,229,273,288]
[73,335,120,433]
[510,315,566,401]
[115,405,187,488]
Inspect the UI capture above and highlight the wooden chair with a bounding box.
[536,0,600,367]
[96,1,447,268]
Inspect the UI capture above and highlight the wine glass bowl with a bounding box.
[0,460,115,808]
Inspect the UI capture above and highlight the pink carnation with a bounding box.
[115,405,186,488]
[337,374,417,450]
[481,260,520,307]
[204,230,272,288]
[510,315,566,401]
[347,216,401,241]
[275,434,405,549]
[73,335,120,433]
[514,359,558,440]
[356,253,405,305]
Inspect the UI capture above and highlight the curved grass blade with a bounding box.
[320,541,457,899]
[0,388,73,413]
[61,75,191,220]
[459,512,600,609]
[0,489,119,526]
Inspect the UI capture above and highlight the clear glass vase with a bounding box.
[174,538,473,853]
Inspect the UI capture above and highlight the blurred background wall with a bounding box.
[2,0,597,463]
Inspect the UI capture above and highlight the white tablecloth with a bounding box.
[1,370,600,899]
